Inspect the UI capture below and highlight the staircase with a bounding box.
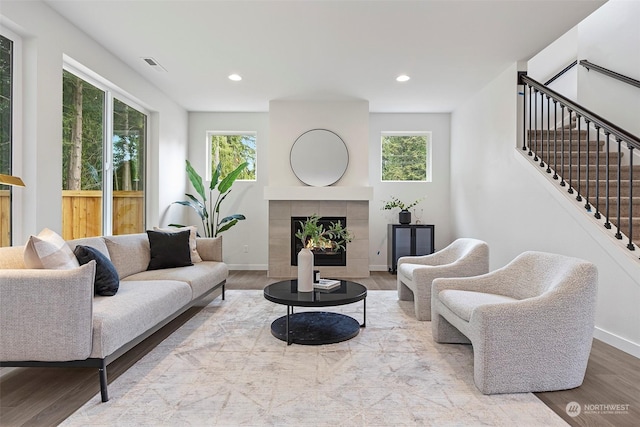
[528,125,640,244]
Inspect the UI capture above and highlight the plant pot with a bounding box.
[399,210,411,224]
[297,248,314,292]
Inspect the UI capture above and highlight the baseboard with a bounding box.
[594,327,640,359]
[227,264,268,271]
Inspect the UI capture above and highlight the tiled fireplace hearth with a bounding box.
[268,200,369,278]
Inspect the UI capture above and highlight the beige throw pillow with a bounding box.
[153,226,202,263]
[23,228,81,269]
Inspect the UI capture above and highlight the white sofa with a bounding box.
[431,251,598,394]
[0,233,228,402]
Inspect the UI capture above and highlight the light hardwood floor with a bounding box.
[1,271,638,426]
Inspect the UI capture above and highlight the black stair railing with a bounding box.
[580,60,640,90]
[519,73,640,254]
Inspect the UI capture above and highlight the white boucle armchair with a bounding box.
[431,251,598,394]
[397,238,489,320]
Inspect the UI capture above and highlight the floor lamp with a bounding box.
[0,173,25,187]
[0,173,25,246]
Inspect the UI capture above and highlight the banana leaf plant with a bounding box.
[170,160,247,237]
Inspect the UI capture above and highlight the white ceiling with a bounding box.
[44,0,606,113]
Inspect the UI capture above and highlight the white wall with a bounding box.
[186,113,269,269]
[577,0,640,137]
[268,99,370,187]
[527,27,578,101]
[368,113,452,270]
[0,0,188,242]
[451,63,640,357]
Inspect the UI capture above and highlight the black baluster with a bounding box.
[576,116,582,202]
[522,84,527,151]
[568,110,574,194]
[584,120,591,210]
[560,105,566,187]
[545,96,551,172]
[594,127,601,219]
[528,86,533,156]
[533,89,539,162]
[604,133,612,230]
[553,100,558,180]
[540,94,546,168]
[627,144,635,251]
[615,138,623,240]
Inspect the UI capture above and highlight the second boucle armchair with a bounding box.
[397,238,489,320]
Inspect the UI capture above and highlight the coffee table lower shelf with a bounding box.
[270,311,361,345]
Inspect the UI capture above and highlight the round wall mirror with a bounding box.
[290,129,349,187]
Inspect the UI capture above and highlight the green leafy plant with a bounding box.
[382,196,425,211]
[171,160,247,237]
[295,214,353,251]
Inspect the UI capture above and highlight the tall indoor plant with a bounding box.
[171,160,247,237]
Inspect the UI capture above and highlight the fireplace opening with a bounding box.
[291,216,347,266]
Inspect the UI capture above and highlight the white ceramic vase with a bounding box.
[297,248,314,292]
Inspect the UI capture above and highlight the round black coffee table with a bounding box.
[263,279,367,345]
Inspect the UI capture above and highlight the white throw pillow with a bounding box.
[153,226,203,263]
[23,228,81,269]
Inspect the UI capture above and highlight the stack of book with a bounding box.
[313,279,341,290]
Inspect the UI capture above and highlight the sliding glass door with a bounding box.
[62,68,146,239]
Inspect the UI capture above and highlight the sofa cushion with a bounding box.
[67,236,111,260]
[23,228,80,270]
[74,245,120,296]
[104,234,150,279]
[125,261,228,299]
[153,226,202,263]
[146,229,193,270]
[89,280,192,359]
[438,290,517,322]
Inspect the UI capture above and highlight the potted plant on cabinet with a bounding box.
[382,196,425,224]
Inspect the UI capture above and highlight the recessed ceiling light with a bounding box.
[396,74,410,82]
[228,74,242,81]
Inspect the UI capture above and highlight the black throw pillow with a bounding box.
[146,229,193,270]
[73,245,120,296]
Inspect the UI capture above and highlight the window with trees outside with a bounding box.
[0,34,15,247]
[381,132,431,182]
[207,132,256,181]
[62,67,147,240]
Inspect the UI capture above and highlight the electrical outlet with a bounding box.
[243,245,249,253]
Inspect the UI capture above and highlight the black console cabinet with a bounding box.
[387,224,435,273]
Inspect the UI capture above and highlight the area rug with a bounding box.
[62,290,567,426]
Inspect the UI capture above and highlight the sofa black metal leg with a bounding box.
[99,361,109,402]
[222,284,225,300]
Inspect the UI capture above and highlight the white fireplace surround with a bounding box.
[268,200,369,278]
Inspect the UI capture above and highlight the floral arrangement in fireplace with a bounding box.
[295,214,353,252]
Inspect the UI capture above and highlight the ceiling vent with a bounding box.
[141,57,167,72]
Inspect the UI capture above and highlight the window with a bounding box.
[207,132,256,181]
[381,132,431,182]
[62,66,147,239]
[0,33,17,246]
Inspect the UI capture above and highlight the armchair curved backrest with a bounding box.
[400,238,489,268]
[489,251,598,302]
